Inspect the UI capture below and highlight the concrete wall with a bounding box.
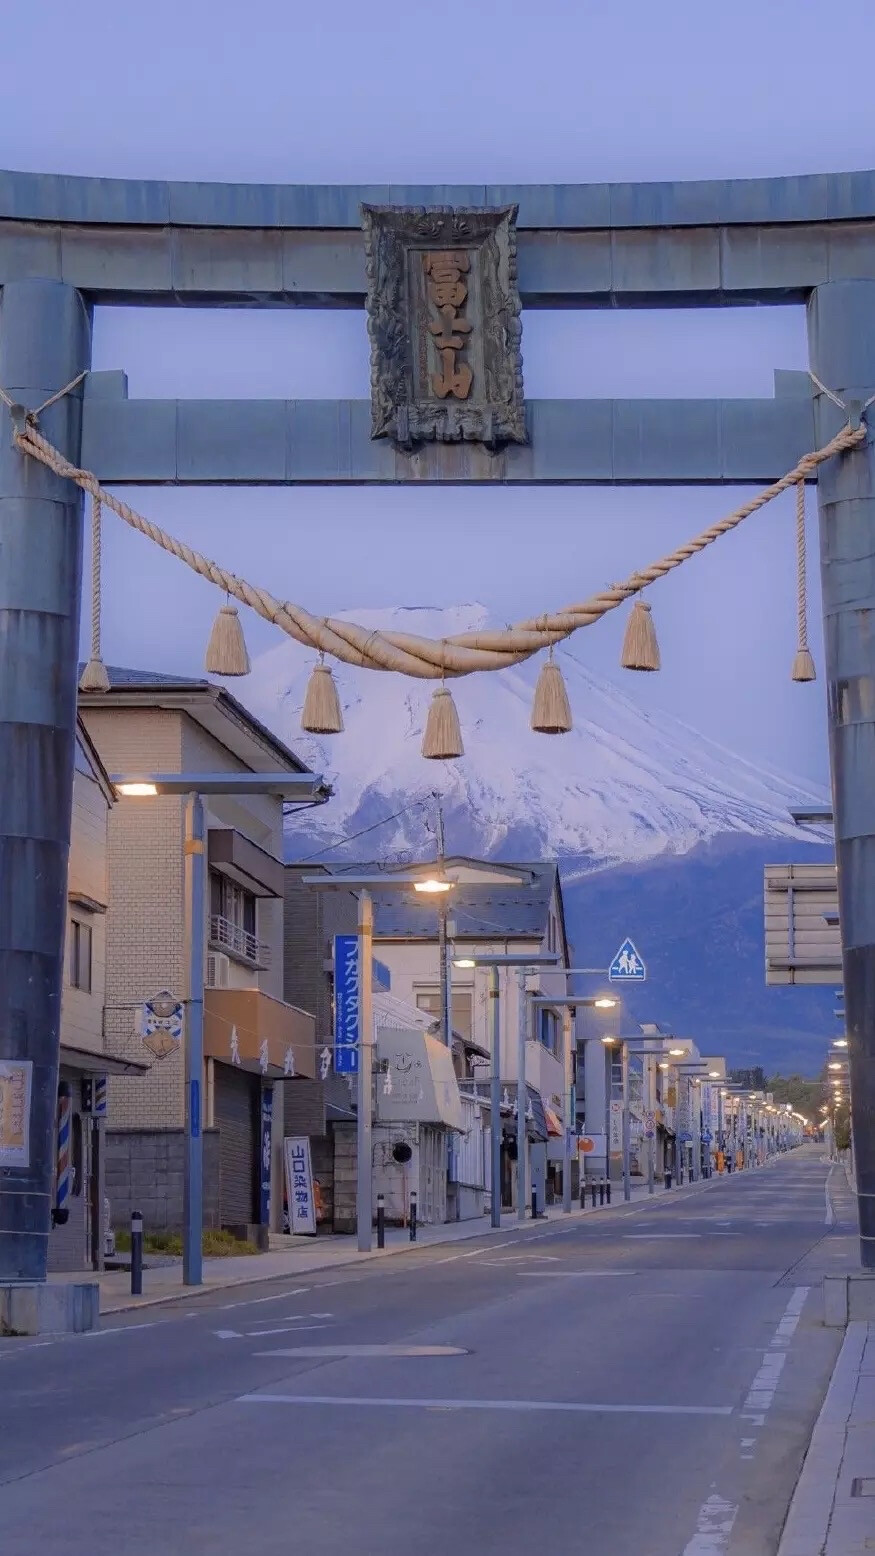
[105,1129,220,1232]
[282,867,358,1132]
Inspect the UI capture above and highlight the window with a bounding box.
[69,920,92,992]
[538,1007,558,1053]
[415,988,473,1040]
[210,872,256,936]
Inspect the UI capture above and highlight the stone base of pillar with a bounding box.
[0,1280,99,1336]
[823,1273,875,1328]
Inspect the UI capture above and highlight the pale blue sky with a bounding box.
[3,0,874,784]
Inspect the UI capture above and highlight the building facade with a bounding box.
[352,858,572,1215]
[80,670,323,1240]
[49,721,148,1272]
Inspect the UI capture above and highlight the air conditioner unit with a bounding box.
[206,952,231,989]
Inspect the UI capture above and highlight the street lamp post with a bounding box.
[115,769,328,1285]
[532,993,617,1215]
[304,868,455,1253]
[454,955,560,1228]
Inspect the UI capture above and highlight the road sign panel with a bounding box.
[609,938,646,981]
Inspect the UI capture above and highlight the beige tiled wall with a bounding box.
[82,708,187,1129]
[61,762,109,1057]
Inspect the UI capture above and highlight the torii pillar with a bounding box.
[0,279,92,1320]
[809,280,875,1268]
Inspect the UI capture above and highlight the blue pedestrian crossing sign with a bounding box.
[609,938,646,982]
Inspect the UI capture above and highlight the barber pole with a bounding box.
[55,1082,73,1223]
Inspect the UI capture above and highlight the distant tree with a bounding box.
[767,1074,827,1115]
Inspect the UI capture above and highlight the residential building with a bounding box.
[282,863,359,1229]
[80,669,324,1240]
[50,720,147,1273]
[343,858,572,1216]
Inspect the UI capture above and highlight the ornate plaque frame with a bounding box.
[362,204,526,449]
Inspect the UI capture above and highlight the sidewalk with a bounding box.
[50,1174,715,1315]
[778,1321,875,1555]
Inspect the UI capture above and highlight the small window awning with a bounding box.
[59,1044,149,1076]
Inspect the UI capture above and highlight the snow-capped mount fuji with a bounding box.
[242,603,826,869]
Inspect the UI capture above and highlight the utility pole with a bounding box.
[434,796,450,1048]
[356,890,374,1253]
[621,1042,631,1202]
[516,969,528,1224]
[182,793,205,1286]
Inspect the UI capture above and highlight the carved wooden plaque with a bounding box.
[362,204,526,449]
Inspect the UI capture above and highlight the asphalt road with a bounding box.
[0,1148,847,1556]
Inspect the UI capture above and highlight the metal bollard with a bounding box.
[409,1190,417,1242]
[598,1181,605,1206]
[130,1209,143,1296]
[531,1187,538,1221]
[376,1192,385,1250]
[606,1180,612,1204]
[590,1183,597,1209]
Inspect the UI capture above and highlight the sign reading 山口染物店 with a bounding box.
[361,204,527,450]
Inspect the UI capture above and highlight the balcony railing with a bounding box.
[209,914,271,970]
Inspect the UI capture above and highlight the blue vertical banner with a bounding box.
[260,1086,273,1226]
[334,934,360,1075]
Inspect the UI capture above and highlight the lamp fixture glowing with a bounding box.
[453,957,477,969]
[708,1070,720,1078]
[593,996,617,1010]
[601,1035,618,1046]
[115,781,159,797]
[668,1047,686,1057]
[413,877,453,894]
[828,1061,843,1071]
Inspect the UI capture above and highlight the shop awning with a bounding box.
[204,988,317,1079]
[60,1043,149,1076]
[375,1028,465,1132]
[543,1106,563,1138]
[498,1083,549,1143]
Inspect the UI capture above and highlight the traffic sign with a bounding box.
[609,938,646,982]
[702,1130,713,1144]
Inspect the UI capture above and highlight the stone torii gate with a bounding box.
[1,167,874,1293]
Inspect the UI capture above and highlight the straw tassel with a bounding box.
[301,660,344,734]
[79,495,111,693]
[620,598,661,672]
[792,480,816,682]
[422,685,464,760]
[531,652,572,734]
[205,599,250,676]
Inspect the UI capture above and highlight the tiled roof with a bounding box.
[330,860,558,940]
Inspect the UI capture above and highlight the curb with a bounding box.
[100,1169,731,1316]
[776,1321,867,1555]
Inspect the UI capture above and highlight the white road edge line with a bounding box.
[238,1394,733,1416]
[682,1493,739,1555]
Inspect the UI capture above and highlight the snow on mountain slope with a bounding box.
[240,604,828,868]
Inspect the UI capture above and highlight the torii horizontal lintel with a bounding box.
[77,384,819,487]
